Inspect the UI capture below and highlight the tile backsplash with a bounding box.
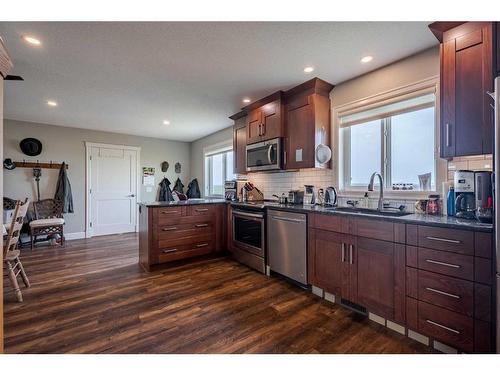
[237,153,493,214]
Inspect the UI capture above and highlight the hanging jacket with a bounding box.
[158,177,174,202]
[186,178,201,199]
[54,162,74,213]
[173,178,184,194]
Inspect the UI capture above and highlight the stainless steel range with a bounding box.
[230,202,266,273]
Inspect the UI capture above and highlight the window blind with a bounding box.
[339,89,436,128]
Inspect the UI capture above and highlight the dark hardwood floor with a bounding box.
[3,233,434,354]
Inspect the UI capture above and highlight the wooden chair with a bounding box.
[29,199,65,250]
[3,199,31,302]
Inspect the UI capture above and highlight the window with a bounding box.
[340,90,437,192]
[204,148,235,197]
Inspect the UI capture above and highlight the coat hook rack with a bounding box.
[13,160,69,170]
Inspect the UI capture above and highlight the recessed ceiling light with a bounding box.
[360,55,373,63]
[303,66,314,73]
[47,100,57,107]
[242,98,251,104]
[163,120,170,125]
[22,35,41,46]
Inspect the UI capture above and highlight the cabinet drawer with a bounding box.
[416,269,474,317]
[155,206,186,224]
[417,226,474,255]
[157,221,213,240]
[354,218,394,242]
[187,205,216,216]
[158,233,213,249]
[417,248,474,281]
[417,300,473,352]
[157,240,214,263]
[310,213,348,233]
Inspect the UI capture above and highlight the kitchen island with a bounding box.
[138,199,227,271]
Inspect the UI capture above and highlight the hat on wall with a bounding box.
[3,158,16,170]
[20,138,43,156]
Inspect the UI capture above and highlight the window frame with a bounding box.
[333,76,445,198]
[203,141,234,198]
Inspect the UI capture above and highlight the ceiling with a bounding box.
[0,22,437,142]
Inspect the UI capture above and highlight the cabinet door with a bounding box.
[355,237,406,322]
[309,229,345,296]
[233,124,247,174]
[286,94,315,169]
[260,100,282,141]
[246,109,262,144]
[441,23,494,157]
[496,22,500,76]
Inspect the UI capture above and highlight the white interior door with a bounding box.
[88,145,138,236]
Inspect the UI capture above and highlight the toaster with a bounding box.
[288,190,304,205]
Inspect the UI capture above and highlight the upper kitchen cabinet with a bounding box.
[496,22,500,76]
[429,22,495,158]
[230,111,247,175]
[283,78,334,170]
[243,91,284,144]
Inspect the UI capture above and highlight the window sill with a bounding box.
[339,190,439,200]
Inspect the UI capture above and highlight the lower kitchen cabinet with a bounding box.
[138,203,226,271]
[308,229,345,297]
[356,237,406,323]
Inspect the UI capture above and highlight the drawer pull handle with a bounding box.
[425,236,461,244]
[196,243,209,248]
[349,244,354,265]
[162,248,178,253]
[196,208,209,212]
[162,227,177,231]
[425,287,461,299]
[195,224,208,228]
[341,243,345,263]
[161,210,178,214]
[425,259,461,268]
[425,319,460,334]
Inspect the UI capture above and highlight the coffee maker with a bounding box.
[454,170,475,219]
[475,171,493,223]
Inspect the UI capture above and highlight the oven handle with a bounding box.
[232,209,264,219]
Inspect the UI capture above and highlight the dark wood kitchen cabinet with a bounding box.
[283,78,334,170]
[429,22,495,158]
[356,237,406,323]
[230,111,247,175]
[138,203,226,271]
[308,229,348,298]
[496,22,500,76]
[243,91,284,144]
[308,214,405,323]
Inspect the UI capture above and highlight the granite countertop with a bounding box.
[139,198,227,207]
[139,199,493,232]
[232,201,493,232]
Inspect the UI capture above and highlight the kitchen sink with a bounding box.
[323,207,412,217]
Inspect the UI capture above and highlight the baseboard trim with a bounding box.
[65,232,86,240]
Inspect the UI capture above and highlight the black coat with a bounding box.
[158,178,174,202]
[54,162,74,213]
[173,178,184,194]
[186,178,201,199]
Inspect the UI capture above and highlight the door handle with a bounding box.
[445,123,451,148]
[349,244,354,264]
[258,124,262,136]
[127,194,136,197]
[261,122,266,136]
[162,227,177,231]
[162,248,178,254]
[341,243,345,262]
[195,223,208,228]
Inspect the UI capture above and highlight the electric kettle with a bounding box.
[324,186,337,207]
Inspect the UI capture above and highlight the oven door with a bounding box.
[246,138,281,172]
[232,209,265,257]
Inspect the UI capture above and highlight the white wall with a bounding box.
[3,119,191,234]
[190,126,233,197]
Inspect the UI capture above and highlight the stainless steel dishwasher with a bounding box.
[267,209,307,284]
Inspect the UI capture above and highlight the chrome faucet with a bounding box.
[368,172,384,211]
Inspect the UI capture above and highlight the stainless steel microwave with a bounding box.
[246,138,282,172]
